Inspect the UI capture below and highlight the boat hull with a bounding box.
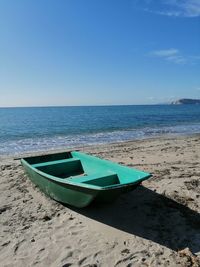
[21,151,151,208]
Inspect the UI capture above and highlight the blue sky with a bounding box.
[0,0,200,106]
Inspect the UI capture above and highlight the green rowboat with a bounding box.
[21,151,151,208]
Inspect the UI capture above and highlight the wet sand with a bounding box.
[0,135,200,267]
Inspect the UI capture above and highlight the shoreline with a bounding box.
[0,134,200,266]
[1,124,200,157]
[1,132,200,160]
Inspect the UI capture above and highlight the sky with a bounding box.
[0,0,200,107]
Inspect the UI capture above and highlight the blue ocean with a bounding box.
[0,105,200,155]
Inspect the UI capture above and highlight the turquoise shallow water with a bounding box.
[0,105,200,155]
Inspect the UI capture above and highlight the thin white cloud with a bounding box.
[147,96,156,101]
[165,0,200,17]
[134,0,200,18]
[147,96,178,104]
[150,49,187,64]
[151,48,179,57]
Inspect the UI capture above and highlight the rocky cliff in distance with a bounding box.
[171,99,200,105]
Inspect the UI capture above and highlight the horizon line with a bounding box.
[0,103,170,108]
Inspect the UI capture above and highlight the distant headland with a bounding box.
[171,99,200,105]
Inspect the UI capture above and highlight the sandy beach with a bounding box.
[0,134,200,267]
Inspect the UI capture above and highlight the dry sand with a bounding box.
[0,135,200,267]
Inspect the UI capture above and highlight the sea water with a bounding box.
[0,105,200,155]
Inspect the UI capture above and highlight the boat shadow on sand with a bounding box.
[71,185,200,253]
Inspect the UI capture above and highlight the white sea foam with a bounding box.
[1,123,200,155]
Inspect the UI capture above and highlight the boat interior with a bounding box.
[23,151,147,187]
